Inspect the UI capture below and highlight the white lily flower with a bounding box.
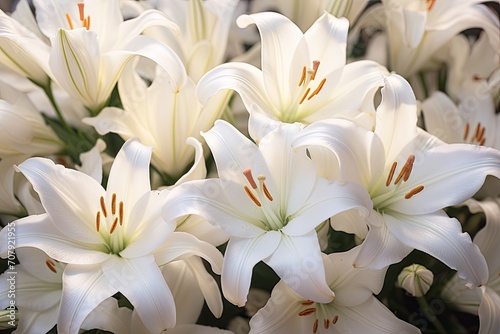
[249,247,420,334]
[442,198,500,334]
[84,61,229,185]
[197,11,388,133]
[0,248,132,334]
[151,0,239,82]
[32,0,184,113]
[0,138,223,333]
[358,0,500,77]
[293,73,499,287]
[163,120,373,306]
[421,91,500,149]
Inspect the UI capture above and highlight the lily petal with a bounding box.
[153,231,223,274]
[15,307,59,334]
[334,296,420,333]
[304,13,348,75]
[0,214,110,263]
[354,213,413,270]
[387,144,500,215]
[237,12,304,110]
[283,179,372,237]
[58,263,117,334]
[386,211,488,286]
[197,62,269,114]
[265,231,334,303]
[222,231,281,306]
[81,297,132,334]
[102,255,176,332]
[375,73,418,165]
[478,286,500,334]
[163,179,266,237]
[15,157,105,243]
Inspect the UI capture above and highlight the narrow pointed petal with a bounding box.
[15,158,105,243]
[304,13,348,73]
[202,120,258,183]
[172,137,207,186]
[102,255,176,332]
[305,60,387,123]
[387,211,488,286]
[375,74,418,165]
[58,263,117,334]
[265,232,334,303]
[222,231,281,306]
[106,138,152,221]
[283,179,371,237]
[15,307,59,334]
[389,144,500,215]
[335,297,420,333]
[0,214,110,263]
[163,179,266,237]
[467,198,500,270]
[76,139,105,183]
[402,6,427,48]
[81,297,132,334]
[237,12,304,108]
[354,213,413,270]
[326,247,386,307]
[478,287,500,334]
[153,231,223,274]
[293,119,385,187]
[184,256,223,318]
[116,10,180,49]
[197,62,269,112]
[249,282,304,334]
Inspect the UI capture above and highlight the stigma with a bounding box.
[66,2,91,30]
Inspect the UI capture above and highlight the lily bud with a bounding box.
[398,264,434,297]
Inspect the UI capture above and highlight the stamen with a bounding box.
[308,78,327,100]
[313,319,318,334]
[119,201,124,225]
[324,319,330,329]
[109,217,119,234]
[311,60,320,80]
[45,259,57,273]
[100,196,108,217]
[298,66,306,86]
[463,122,470,141]
[405,185,424,199]
[332,315,338,324]
[95,211,100,232]
[77,2,85,21]
[244,186,262,207]
[85,16,91,30]
[258,175,274,201]
[299,88,311,104]
[426,0,436,11]
[111,193,116,215]
[394,155,415,184]
[479,137,486,146]
[243,168,257,189]
[301,300,314,306]
[473,123,481,140]
[298,308,317,316]
[476,126,485,142]
[386,162,397,186]
[66,13,74,30]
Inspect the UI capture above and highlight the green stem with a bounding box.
[42,80,73,134]
[416,296,447,334]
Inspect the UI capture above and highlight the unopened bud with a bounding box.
[398,264,434,297]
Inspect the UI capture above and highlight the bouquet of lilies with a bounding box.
[0,0,498,333]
